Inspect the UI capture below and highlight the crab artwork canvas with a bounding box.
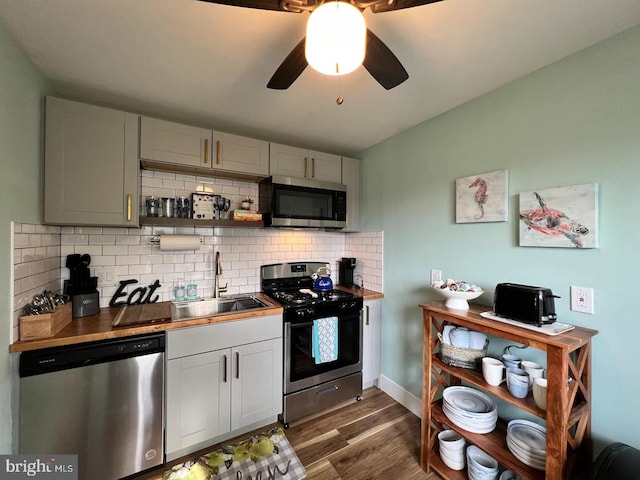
[456,169,508,223]
[519,183,599,249]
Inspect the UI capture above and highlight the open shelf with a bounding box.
[420,301,598,480]
[139,216,264,228]
[431,401,545,480]
[432,356,546,420]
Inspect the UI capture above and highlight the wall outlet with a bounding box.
[430,269,442,284]
[93,266,117,287]
[570,285,594,314]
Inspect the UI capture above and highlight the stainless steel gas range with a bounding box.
[261,262,363,427]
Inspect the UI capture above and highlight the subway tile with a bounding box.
[127,264,153,276]
[115,265,130,276]
[153,171,177,180]
[152,264,174,274]
[140,255,164,265]
[91,256,116,266]
[14,233,30,247]
[128,245,153,255]
[116,255,141,266]
[73,245,103,257]
[61,234,88,245]
[163,179,185,189]
[115,235,141,245]
[153,187,178,198]
[103,245,129,256]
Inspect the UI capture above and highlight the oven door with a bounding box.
[284,312,362,394]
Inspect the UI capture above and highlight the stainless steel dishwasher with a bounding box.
[19,333,165,480]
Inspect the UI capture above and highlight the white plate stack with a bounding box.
[506,419,547,471]
[442,386,498,434]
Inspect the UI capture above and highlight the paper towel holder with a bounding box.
[150,235,203,246]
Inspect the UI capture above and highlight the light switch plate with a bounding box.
[570,285,594,314]
[430,269,442,284]
[93,266,117,287]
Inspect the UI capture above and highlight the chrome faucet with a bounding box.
[213,251,228,298]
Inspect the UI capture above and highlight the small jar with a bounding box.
[176,196,191,218]
[146,196,160,217]
[174,281,186,301]
[186,283,197,301]
[162,197,175,218]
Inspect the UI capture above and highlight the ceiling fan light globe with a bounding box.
[305,1,366,76]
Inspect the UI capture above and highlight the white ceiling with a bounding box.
[1,0,639,156]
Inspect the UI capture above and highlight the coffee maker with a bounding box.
[338,257,358,288]
[64,254,100,318]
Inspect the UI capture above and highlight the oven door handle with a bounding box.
[287,321,315,329]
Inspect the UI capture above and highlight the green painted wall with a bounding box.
[0,22,52,453]
[359,25,640,450]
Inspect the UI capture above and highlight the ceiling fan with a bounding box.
[197,0,443,90]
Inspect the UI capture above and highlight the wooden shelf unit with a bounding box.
[139,216,263,228]
[420,302,598,480]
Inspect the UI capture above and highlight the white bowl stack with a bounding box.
[506,419,547,471]
[442,386,498,434]
[466,445,499,480]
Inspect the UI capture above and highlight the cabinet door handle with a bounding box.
[304,157,308,178]
[204,138,209,164]
[311,158,315,178]
[235,351,240,379]
[365,305,370,326]
[223,354,228,383]
[126,194,132,221]
[216,140,221,165]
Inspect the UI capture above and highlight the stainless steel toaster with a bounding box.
[493,283,559,327]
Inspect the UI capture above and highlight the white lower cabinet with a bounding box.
[362,299,382,388]
[165,315,283,460]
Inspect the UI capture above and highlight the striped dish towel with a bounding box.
[312,316,338,364]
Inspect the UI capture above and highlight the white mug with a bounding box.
[482,357,505,386]
[521,360,545,387]
[533,377,548,410]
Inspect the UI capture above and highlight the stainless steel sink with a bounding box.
[170,295,270,321]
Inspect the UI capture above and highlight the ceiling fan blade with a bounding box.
[197,0,285,12]
[267,38,308,89]
[370,0,443,13]
[363,29,408,90]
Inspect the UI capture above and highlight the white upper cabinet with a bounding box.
[341,156,362,232]
[140,117,211,168]
[269,143,342,183]
[140,116,268,180]
[44,97,139,227]
[212,131,269,176]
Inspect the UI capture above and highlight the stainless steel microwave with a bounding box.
[259,176,347,228]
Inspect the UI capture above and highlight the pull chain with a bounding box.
[336,76,344,105]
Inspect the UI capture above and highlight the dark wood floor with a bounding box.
[134,387,439,480]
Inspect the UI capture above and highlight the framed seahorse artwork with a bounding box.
[519,183,599,248]
[455,169,509,223]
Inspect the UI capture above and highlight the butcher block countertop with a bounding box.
[10,288,383,353]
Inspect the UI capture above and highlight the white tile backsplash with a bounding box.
[12,174,383,339]
[12,222,63,342]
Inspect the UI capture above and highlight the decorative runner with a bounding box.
[163,427,306,480]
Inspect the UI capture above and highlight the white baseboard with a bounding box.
[378,374,422,419]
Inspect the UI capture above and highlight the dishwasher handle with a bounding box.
[19,333,166,378]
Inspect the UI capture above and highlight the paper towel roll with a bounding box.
[158,234,202,251]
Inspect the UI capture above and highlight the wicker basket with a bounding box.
[438,332,489,370]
